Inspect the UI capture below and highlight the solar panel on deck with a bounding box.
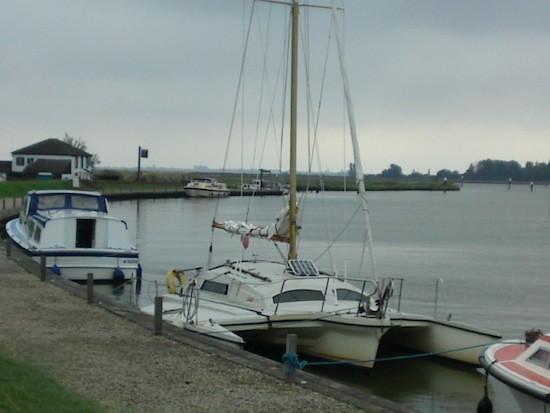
[288,260,319,276]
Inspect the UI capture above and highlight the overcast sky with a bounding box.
[2,0,549,175]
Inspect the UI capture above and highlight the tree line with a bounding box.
[364,159,550,182]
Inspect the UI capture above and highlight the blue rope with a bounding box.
[284,340,506,368]
[282,352,308,372]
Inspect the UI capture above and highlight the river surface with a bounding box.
[107,183,550,413]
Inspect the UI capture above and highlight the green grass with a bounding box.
[0,180,77,198]
[0,353,108,413]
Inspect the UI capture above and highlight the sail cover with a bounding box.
[212,205,298,243]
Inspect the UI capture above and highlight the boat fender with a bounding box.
[476,385,492,413]
[51,264,61,276]
[113,267,125,281]
[166,269,186,294]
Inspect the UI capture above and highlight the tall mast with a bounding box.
[288,0,299,260]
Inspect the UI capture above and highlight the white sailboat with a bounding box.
[142,0,500,368]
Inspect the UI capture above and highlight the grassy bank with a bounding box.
[0,175,457,199]
[0,353,107,413]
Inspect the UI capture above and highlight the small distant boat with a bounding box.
[240,179,288,195]
[184,177,230,198]
[480,329,550,413]
[6,190,140,282]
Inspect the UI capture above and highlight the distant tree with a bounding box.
[436,169,460,180]
[63,133,101,167]
[380,164,403,179]
[347,162,356,179]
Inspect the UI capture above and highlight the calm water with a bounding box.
[108,183,550,413]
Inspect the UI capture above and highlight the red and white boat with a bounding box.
[480,330,550,412]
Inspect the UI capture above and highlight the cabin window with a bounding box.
[337,289,368,302]
[76,219,95,248]
[273,289,324,303]
[33,227,41,243]
[37,195,65,210]
[71,195,99,210]
[200,280,228,295]
[528,349,550,369]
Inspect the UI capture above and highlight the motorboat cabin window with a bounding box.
[76,219,95,248]
[33,227,41,243]
[288,259,319,276]
[273,289,324,303]
[337,288,369,302]
[528,348,550,369]
[71,195,101,210]
[200,280,229,295]
[38,195,66,210]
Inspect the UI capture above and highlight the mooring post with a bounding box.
[40,256,46,281]
[87,273,94,304]
[285,333,298,382]
[154,296,163,335]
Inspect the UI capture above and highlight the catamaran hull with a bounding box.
[237,315,388,369]
[384,312,501,365]
[142,294,388,368]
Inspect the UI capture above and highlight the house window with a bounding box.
[16,157,24,166]
[27,157,34,164]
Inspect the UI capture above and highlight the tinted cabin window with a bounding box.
[337,289,368,301]
[200,280,228,295]
[273,289,324,303]
[71,195,100,210]
[76,219,95,248]
[529,349,550,369]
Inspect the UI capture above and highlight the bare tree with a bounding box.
[63,133,101,167]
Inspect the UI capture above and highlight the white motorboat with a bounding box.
[480,330,550,412]
[6,189,140,282]
[184,177,230,198]
[143,1,500,369]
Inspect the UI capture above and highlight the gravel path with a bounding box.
[0,242,417,413]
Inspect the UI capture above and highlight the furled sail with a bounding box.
[212,205,298,244]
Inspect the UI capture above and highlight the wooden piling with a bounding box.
[154,296,163,335]
[285,333,298,382]
[87,273,94,304]
[40,256,46,281]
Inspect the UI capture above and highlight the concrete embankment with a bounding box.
[0,209,417,413]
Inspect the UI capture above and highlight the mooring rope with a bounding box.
[282,340,507,370]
